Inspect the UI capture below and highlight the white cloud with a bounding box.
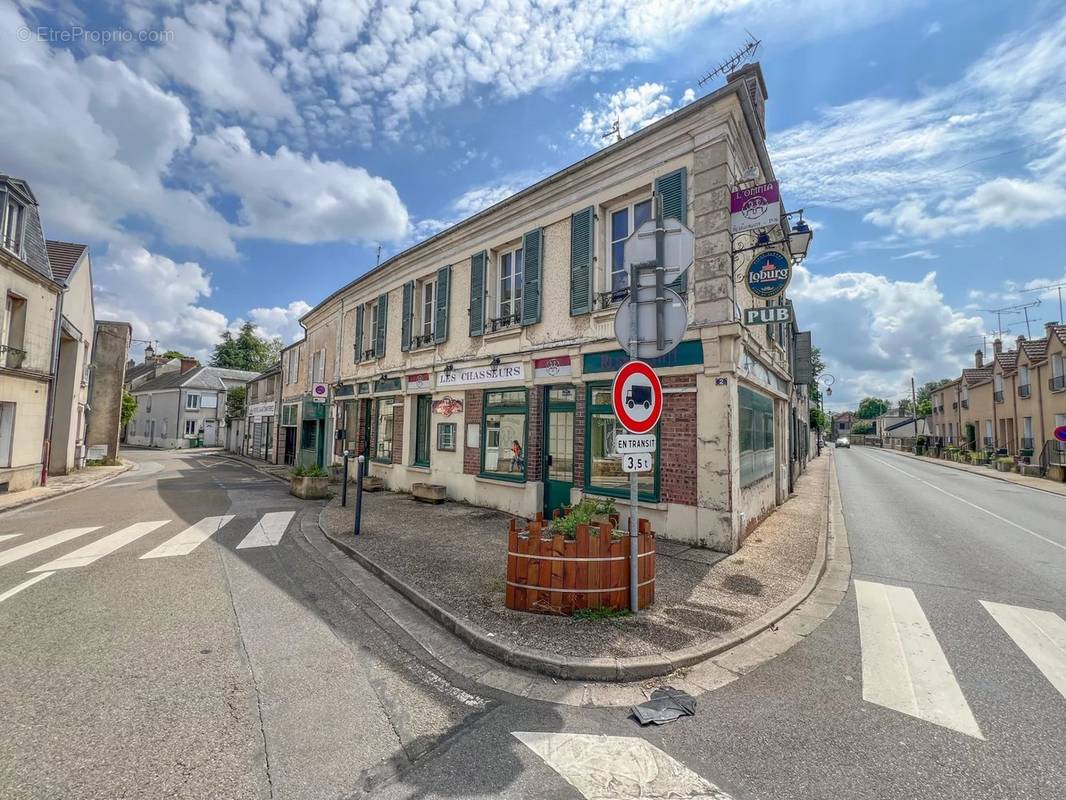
[925,21,942,36]
[573,82,697,148]
[450,182,526,217]
[770,15,1066,240]
[891,249,938,260]
[790,266,984,408]
[192,126,409,244]
[246,300,312,344]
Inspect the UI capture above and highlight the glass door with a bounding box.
[543,386,575,517]
[415,394,431,467]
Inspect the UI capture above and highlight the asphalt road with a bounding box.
[2,447,1064,800]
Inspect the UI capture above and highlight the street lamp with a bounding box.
[788,220,813,263]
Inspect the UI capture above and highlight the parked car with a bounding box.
[836,437,850,448]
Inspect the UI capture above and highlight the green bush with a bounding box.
[292,465,329,478]
[995,457,1014,465]
[549,497,617,539]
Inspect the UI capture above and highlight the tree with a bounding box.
[225,386,247,423]
[161,350,188,360]
[810,407,829,433]
[210,322,282,372]
[856,397,890,419]
[121,391,137,428]
[807,346,826,406]
[852,421,874,435]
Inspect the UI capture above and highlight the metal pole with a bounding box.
[353,455,365,536]
[1059,286,1064,325]
[629,256,640,614]
[341,451,349,507]
[911,377,918,439]
[1023,305,1032,339]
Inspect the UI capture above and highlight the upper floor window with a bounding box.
[286,348,299,384]
[185,393,200,410]
[609,198,652,294]
[311,348,325,383]
[496,247,523,325]
[2,196,25,255]
[416,277,436,345]
[2,293,28,363]
[365,299,380,359]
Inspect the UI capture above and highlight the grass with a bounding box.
[572,606,633,622]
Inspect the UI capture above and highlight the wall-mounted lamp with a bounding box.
[490,356,501,368]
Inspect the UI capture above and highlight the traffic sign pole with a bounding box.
[628,258,640,613]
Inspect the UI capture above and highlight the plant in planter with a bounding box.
[994,456,1014,473]
[290,464,332,499]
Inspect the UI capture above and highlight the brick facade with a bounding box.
[572,386,586,489]
[463,389,482,475]
[526,387,543,483]
[391,402,404,465]
[660,375,698,505]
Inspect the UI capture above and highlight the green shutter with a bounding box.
[354,305,364,362]
[656,168,688,295]
[434,265,451,344]
[401,281,413,352]
[521,228,542,326]
[570,207,594,316]
[375,293,387,358]
[469,250,486,336]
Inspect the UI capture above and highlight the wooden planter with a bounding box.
[505,515,655,615]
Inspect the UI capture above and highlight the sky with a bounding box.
[2,0,1065,410]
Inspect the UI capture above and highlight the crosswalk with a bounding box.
[0,511,297,604]
[856,579,1066,739]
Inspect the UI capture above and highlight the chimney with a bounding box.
[993,338,1002,355]
[1046,321,1059,337]
[974,349,983,368]
[1016,335,1026,351]
[180,357,198,375]
[727,63,768,139]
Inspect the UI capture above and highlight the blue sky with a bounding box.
[3,0,1065,409]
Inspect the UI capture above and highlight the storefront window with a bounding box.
[480,389,527,481]
[585,383,658,500]
[740,386,775,486]
[374,398,395,462]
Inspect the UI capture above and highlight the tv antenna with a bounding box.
[1020,280,1066,324]
[986,300,1040,339]
[698,31,761,88]
[602,119,621,144]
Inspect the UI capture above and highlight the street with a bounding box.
[2,447,1065,799]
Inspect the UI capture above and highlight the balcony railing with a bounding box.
[994,390,1004,403]
[596,288,629,310]
[488,312,521,332]
[983,436,994,447]
[952,401,958,409]
[412,333,435,348]
[1,344,27,369]
[363,348,377,360]
[961,399,969,409]
[1050,375,1066,392]
[1018,384,1031,398]
[1020,437,1034,451]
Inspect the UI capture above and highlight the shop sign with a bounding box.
[533,356,572,380]
[374,376,403,394]
[407,372,432,391]
[433,396,464,417]
[730,180,781,233]
[437,362,524,388]
[583,340,703,374]
[334,384,355,398]
[743,304,793,326]
[248,401,276,418]
[745,250,792,299]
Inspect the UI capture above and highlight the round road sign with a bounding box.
[745,249,792,299]
[1055,425,1066,443]
[612,361,663,434]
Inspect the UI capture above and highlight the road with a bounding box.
[1,447,1064,799]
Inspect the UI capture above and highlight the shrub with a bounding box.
[549,497,617,539]
[292,464,329,478]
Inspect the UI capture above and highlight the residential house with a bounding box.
[244,363,281,462]
[831,411,855,437]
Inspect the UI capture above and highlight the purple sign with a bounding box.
[730,180,781,233]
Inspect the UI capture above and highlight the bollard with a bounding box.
[341,451,349,507]
[353,455,365,536]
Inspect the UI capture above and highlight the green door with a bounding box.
[415,395,431,467]
[543,386,576,517]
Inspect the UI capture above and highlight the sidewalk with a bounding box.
[0,461,133,514]
[879,449,1066,498]
[319,451,837,682]
[210,451,292,482]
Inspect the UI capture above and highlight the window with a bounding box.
[311,349,325,383]
[374,398,395,462]
[1057,414,1066,453]
[496,247,523,325]
[286,348,300,384]
[161,420,168,440]
[145,395,152,413]
[414,395,431,466]
[365,301,379,359]
[185,393,200,410]
[994,373,1004,402]
[1019,365,1031,397]
[585,383,658,499]
[609,198,652,294]
[480,389,527,481]
[1021,416,1033,450]
[0,401,15,468]
[437,422,456,451]
[1052,354,1065,391]
[2,293,27,367]
[420,278,436,341]
[184,419,198,436]
[985,420,993,447]
[739,386,775,487]
[281,403,299,426]
[2,196,25,254]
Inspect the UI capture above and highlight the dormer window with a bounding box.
[2,195,25,256]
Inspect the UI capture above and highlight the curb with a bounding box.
[318,452,835,683]
[0,460,134,515]
[868,447,1066,498]
[209,452,290,485]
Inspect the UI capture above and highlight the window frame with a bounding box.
[437,422,457,452]
[492,246,524,328]
[1,195,26,256]
[419,277,436,342]
[479,388,528,483]
[185,393,200,411]
[583,382,660,502]
[606,196,653,299]
[281,402,299,427]
[184,419,198,437]
[739,385,775,488]
[373,397,395,463]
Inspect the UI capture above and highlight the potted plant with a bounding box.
[914,435,927,455]
[995,456,1014,473]
[290,464,331,499]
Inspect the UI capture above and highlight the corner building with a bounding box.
[293,64,812,553]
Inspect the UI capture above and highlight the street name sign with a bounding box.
[743,304,793,326]
[730,180,781,233]
[621,453,653,473]
[612,361,663,435]
[745,250,792,299]
[615,433,657,454]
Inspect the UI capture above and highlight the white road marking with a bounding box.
[0,528,101,568]
[512,732,734,800]
[140,515,236,559]
[854,580,984,739]
[0,534,21,544]
[0,572,55,604]
[865,452,1066,553]
[982,601,1066,699]
[30,521,170,572]
[236,512,295,549]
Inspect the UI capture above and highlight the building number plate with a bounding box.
[622,452,653,473]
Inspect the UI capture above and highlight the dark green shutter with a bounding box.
[434,265,451,344]
[401,281,413,352]
[354,305,364,362]
[375,293,387,358]
[521,228,542,325]
[570,207,594,316]
[469,250,486,336]
[656,168,688,295]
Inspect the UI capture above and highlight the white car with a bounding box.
[836,437,850,448]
